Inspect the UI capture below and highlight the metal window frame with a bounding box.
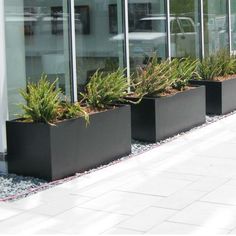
[68,0,78,102]
[166,0,171,59]
[124,0,131,86]
[228,0,232,53]
[199,0,204,59]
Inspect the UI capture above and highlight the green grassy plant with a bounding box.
[19,74,88,124]
[172,58,200,90]
[19,75,61,123]
[81,68,129,109]
[197,49,236,80]
[132,57,176,97]
[58,102,89,125]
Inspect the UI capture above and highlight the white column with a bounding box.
[0,0,8,153]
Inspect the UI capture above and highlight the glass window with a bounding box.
[5,0,72,118]
[231,1,236,52]
[203,0,229,56]
[74,0,125,92]
[128,0,167,73]
[171,19,181,34]
[180,19,195,33]
[170,0,200,58]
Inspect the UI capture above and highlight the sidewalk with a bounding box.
[1,114,236,234]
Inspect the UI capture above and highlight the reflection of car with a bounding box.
[208,15,228,53]
[111,16,197,58]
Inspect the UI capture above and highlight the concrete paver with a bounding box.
[2,113,236,234]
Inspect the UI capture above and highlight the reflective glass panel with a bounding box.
[74,0,125,92]
[170,0,200,58]
[203,0,229,55]
[5,0,71,118]
[231,1,236,51]
[128,0,167,73]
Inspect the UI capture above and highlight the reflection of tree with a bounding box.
[170,0,194,14]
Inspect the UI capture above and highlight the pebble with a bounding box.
[1,110,236,201]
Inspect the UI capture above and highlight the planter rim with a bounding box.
[190,77,236,83]
[7,104,130,125]
[127,86,204,101]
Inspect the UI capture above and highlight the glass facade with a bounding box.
[128,0,167,73]
[3,0,235,117]
[170,0,200,58]
[231,0,236,51]
[74,0,125,92]
[203,0,229,56]
[5,0,72,118]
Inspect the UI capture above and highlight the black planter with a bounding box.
[190,78,236,115]
[6,105,131,181]
[130,86,206,142]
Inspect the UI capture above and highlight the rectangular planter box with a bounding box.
[6,105,131,181]
[130,86,206,142]
[190,77,236,115]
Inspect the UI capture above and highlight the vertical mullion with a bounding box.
[124,0,130,88]
[228,0,232,53]
[68,0,78,102]
[200,0,205,58]
[0,0,8,153]
[166,0,171,59]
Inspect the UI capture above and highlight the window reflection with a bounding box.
[74,0,125,93]
[231,2,236,52]
[203,0,229,55]
[128,0,167,73]
[170,0,200,58]
[5,0,71,118]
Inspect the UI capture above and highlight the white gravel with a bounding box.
[1,110,236,202]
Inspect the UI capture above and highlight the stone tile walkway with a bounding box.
[1,114,236,234]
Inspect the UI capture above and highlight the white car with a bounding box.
[111,16,198,58]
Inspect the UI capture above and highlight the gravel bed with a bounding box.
[0,174,46,200]
[1,110,236,202]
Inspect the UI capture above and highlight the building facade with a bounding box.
[0,0,235,157]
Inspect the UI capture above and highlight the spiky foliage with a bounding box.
[132,57,178,97]
[19,75,89,124]
[215,49,236,76]
[81,68,129,109]
[19,75,61,123]
[172,58,200,91]
[196,55,221,80]
[197,49,236,80]
[58,102,89,125]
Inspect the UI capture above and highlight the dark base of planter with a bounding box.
[190,78,236,115]
[6,105,131,181]
[131,86,206,142]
